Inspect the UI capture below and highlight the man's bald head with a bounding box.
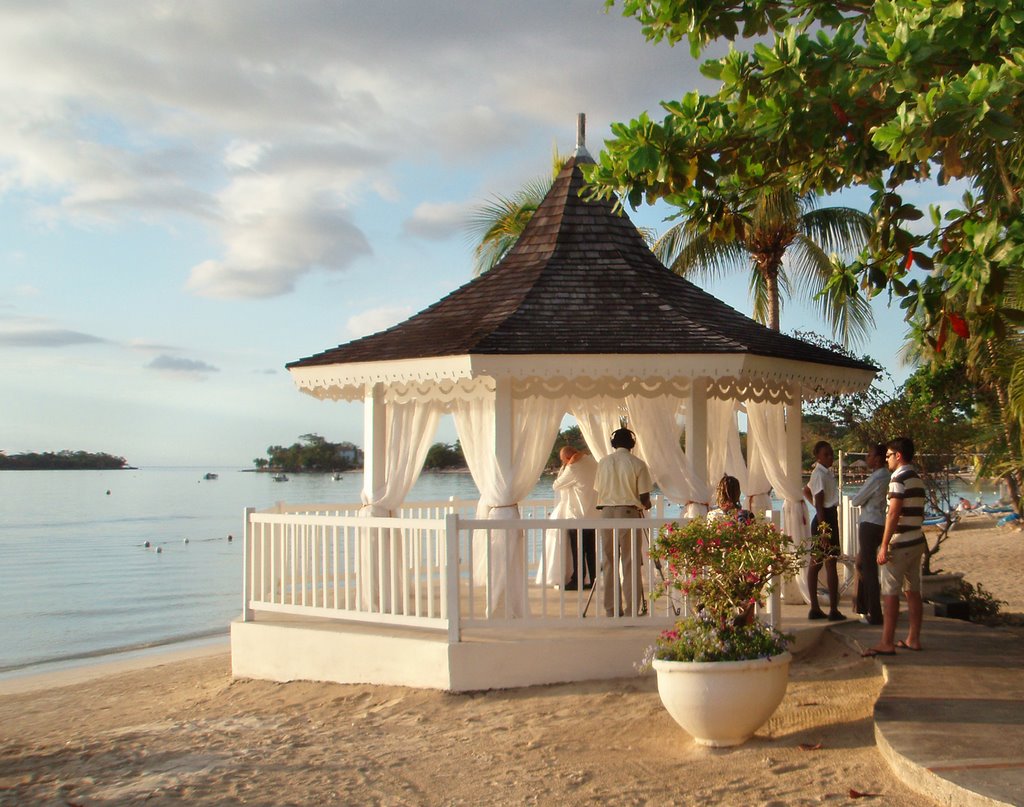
[559,446,578,464]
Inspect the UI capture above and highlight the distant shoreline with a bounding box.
[0,465,137,471]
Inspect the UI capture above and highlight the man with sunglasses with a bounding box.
[862,436,927,657]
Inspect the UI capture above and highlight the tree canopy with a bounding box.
[588,0,1024,350]
[0,450,128,470]
[256,434,362,473]
[588,0,1024,505]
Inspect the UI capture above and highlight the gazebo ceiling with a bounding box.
[288,151,877,403]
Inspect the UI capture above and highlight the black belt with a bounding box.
[891,536,926,549]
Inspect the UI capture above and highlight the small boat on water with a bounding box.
[272,473,289,482]
[203,472,219,480]
[332,472,343,480]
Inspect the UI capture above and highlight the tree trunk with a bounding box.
[765,272,781,331]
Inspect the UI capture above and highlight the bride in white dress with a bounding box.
[536,446,599,587]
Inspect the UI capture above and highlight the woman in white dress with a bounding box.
[536,447,599,587]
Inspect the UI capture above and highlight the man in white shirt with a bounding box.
[595,428,653,617]
[851,444,890,625]
[802,441,845,621]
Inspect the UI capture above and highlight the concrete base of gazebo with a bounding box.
[230,606,825,692]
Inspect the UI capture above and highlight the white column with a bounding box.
[686,378,709,505]
[360,382,388,612]
[784,394,802,497]
[362,382,386,506]
[783,391,804,603]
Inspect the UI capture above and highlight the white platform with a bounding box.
[231,605,825,692]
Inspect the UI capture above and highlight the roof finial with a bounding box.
[574,113,591,159]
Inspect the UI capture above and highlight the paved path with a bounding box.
[832,615,1024,806]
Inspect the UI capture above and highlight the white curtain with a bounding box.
[746,400,809,541]
[358,398,442,612]
[569,397,621,460]
[625,394,711,517]
[537,486,573,586]
[707,397,749,493]
[454,393,563,618]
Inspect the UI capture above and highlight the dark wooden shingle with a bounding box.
[288,155,875,374]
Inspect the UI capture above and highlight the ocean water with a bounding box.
[0,467,490,678]
[1,466,996,680]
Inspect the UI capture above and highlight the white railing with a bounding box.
[241,496,784,642]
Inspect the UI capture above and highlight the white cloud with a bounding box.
[146,354,219,376]
[0,1,707,299]
[346,306,414,339]
[403,201,472,241]
[185,173,372,298]
[0,327,106,347]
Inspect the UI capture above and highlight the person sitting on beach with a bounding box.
[706,475,754,525]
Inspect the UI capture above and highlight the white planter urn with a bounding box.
[653,652,792,747]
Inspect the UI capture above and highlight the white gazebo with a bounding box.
[231,120,876,691]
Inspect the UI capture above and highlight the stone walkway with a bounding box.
[832,615,1024,806]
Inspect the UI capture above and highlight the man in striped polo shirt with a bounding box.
[863,436,927,657]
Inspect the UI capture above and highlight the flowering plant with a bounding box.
[646,516,807,663]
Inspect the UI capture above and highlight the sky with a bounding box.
[0,1,954,467]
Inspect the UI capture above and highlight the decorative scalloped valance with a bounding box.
[289,352,873,405]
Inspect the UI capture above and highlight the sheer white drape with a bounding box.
[360,400,442,515]
[454,394,563,618]
[746,400,809,541]
[707,397,749,493]
[625,394,711,517]
[537,485,573,586]
[357,398,442,612]
[569,398,621,460]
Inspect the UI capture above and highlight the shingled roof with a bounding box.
[287,154,875,376]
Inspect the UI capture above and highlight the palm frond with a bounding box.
[787,234,875,348]
[799,206,873,257]
[748,267,772,325]
[466,178,552,275]
[655,221,749,283]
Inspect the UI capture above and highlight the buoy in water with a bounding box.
[183,537,190,544]
[156,546,163,554]
[144,540,151,548]
[227,534,233,542]
[106,490,111,495]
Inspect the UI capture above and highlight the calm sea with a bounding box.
[0,467,490,679]
[1,466,994,680]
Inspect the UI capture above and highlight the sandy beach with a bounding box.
[2,518,1021,806]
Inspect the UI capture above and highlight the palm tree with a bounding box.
[467,148,568,276]
[653,186,875,347]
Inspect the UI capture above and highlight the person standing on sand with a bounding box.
[595,428,652,617]
[803,441,846,621]
[851,443,889,625]
[863,436,927,657]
